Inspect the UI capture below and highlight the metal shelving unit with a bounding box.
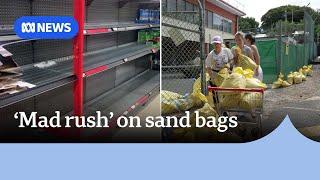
[87,70,159,117]
[81,69,159,139]
[0,41,155,107]
[85,22,159,35]
[0,0,160,141]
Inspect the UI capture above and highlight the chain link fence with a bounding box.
[230,11,317,82]
[276,11,316,75]
[161,1,206,115]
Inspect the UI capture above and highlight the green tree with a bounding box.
[239,17,259,32]
[261,5,320,30]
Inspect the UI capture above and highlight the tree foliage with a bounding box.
[261,5,320,30]
[239,17,259,32]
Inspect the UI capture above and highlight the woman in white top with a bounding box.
[205,36,234,83]
[245,33,263,81]
[231,32,254,65]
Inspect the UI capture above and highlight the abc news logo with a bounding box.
[14,16,78,39]
[21,22,72,33]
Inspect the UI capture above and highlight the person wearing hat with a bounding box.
[206,35,234,85]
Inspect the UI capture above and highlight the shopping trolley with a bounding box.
[208,86,265,138]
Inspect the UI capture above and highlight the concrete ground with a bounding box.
[263,64,320,141]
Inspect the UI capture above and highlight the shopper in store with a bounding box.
[245,33,263,81]
[205,35,234,85]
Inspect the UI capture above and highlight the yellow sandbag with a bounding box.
[162,94,196,114]
[161,91,193,114]
[219,94,241,109]
[281,80,291,87]
[234,47,257,71]
[192,75,215,108]
[272,78,283,89]
[161,99,179,114]
[213,68,229,87]
[304,65,313,76]
[161,91,184,114]
[306,68,313,76]
[287,73,294,85]
[293,72,303,84]
[161,90,183,101]
[172,99,193,112]
[193,73,210,93]
[190,91,214,108]
[195,103,218,118]
[297,70,306,81]
[246,78,267,89]
[206,91,215,108]
[299,68,307,77]
[293,72,299,76]
[189,92,208,108]
[243,69,254,78]
[220,73,246,89]
[239,93,262,110]
[278,72,285,79]
[161,98,194,114]
[302,66,309,76]
[233,67,244,75]
[233,67,254,78]
[220,73,246,100]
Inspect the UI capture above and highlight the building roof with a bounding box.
[208,0,246,16]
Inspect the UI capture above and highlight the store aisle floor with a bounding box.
[112,95,161,142]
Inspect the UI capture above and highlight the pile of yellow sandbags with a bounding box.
[161,73,214,115]
[230,67,267,89]
[272,78,291,89]
[218,67,265,110]
[161,90,209,115]
[272,65,313,89]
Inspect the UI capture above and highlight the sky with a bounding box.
[238,0,320,24]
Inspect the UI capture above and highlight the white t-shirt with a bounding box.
[205,48,234,71]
